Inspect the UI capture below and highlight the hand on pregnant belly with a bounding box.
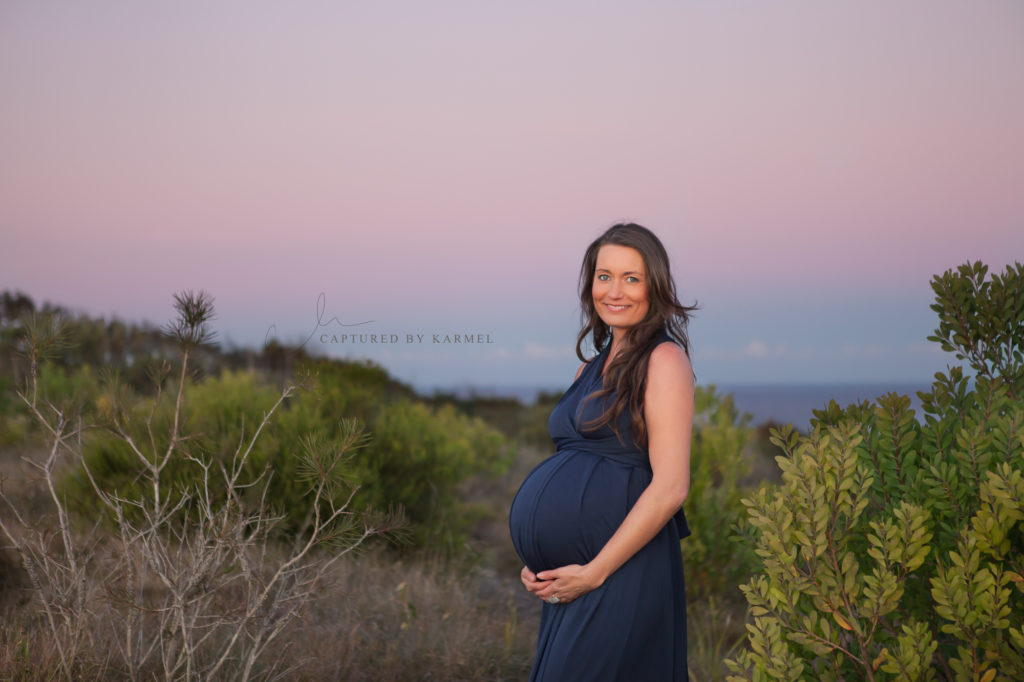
[521,563,605,605]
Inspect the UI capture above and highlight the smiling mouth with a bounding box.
[605,304,630,312]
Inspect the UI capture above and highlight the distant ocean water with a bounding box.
[715,383,931,430]
[420,382,933,430]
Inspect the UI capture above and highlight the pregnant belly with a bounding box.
[509,450,646,573]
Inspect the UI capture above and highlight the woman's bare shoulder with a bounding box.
[648,340,695,390]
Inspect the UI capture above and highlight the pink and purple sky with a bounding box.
[2,1,1022,390]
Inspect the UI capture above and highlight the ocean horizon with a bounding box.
[416,381,934,431]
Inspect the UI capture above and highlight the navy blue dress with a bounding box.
[509,329,690,681]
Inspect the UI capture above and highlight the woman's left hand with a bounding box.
[532,564,605,605]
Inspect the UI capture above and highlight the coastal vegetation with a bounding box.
[1,261,1015,680]
[726,261,1023,681]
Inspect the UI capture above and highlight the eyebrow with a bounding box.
[596,268,644,276]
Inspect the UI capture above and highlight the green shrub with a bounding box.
[65,361,513,553]
[683,384,759,599]
[351,398,514,550]
[268,361,515,550]
[0,361,105,448]
[726,261,1024,681]
[291,356,414,418]
[63,368,284,527]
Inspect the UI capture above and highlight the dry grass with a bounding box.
[0,434,753,681]
[0,434,540,681]
[686,594,750,681]
[282,548,537,681]
[0,541,539,681]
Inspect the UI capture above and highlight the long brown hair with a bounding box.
[576,222,699,449]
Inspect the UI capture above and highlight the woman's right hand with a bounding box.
[520,565,548,597]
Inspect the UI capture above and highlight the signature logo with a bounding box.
[264,292,373,350]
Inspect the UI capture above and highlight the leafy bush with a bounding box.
[66,368,272,505]
[726,261,1024,681]
[683,384,759,599]
[350,398,513,549]
[66,355,513,552]
[263,360,515,550]
[0,361,105,448]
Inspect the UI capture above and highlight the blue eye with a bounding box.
[597,274,642,283]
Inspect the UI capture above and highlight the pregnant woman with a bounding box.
[509,222,698,681]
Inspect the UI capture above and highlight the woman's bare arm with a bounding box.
[530,342,695,603]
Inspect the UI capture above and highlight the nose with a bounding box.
[608,279,623,298]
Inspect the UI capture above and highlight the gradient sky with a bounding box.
[2,1,1022,390]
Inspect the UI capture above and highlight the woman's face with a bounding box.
[592,244,650,335]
